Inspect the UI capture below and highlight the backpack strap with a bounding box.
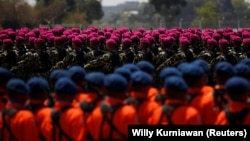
[99,101,126,140]
[51,106,74,141]
[225,107,250,125]
[124,97,147,111]
[80,97,101,113]
[158,104,182,125]
[155,93,167,104]
[213,88,227,111]
[1,108,19,141]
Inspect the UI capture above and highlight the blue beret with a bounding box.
[234,63,250,77]
[49,69,68,82]
[55,77,77,95]
[7,78,29,94]
[239,58,250,68]
[163,76,188,92]
[226,77,250,95]
[136,61,155,74]
[215,62,235,76]
[85,72,105,86]
[0,67,12,83]
[114,67,131,82]
[159,67,183,80]
[131,71,153,86]
[104,74,127,92]
[177,62,189,72]
[122,63,140,73]
[27,77,49,94]
[68,66,86,82]
[192,59,210,73]
[181,64,205,78]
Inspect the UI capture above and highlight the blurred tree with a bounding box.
[192,0,219,28]
[62,12,88,26]
[0,0,35,29]
[149,0,187,23]
[83,0,104,23]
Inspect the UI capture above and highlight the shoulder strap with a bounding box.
[80,97,100,113]
[155,93,167,104]
[100,102,126,140]
[124,97,147,111]
[51,106,74,141]
[1,108,19,141]
[225,107,250,125]
[159,104,182,125]
[213,88,227,111]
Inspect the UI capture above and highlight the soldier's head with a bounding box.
[206,38,218,50]
[192,59,210,85]
[234,63,250,81]
[27,37,35,49]
[225,77,250,102]
[160,37,173,49]
[231,35,242,48]
[243,38,250,52]
[3,39,13,50]
[179,37,190,51]
[104,74,128,99]
[0,67,12,89]
[85,72,106,96]
[7,78,29,105]
[181,63,205,89]
[34,38,45,50]
[159,67,183,87]
[54,36,64,48]
[27,77,49,102]
[114,67,132,93]
[49,69,68,92]
[89,37,99,49]
[136,61,155,77]
[54,77,77,102]
[121,38,132,50]
[72,37,82,50]
[130,71,152,93]
[214,62,235,86]
[218,39,230,52]
[163,76,188,100]
[15,36,25,48]
[68,66,86,92]
[105,39,117,51]
[139,38,150,50]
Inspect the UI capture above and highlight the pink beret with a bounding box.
[90,37,99,43]
[219,39,229,46]
[179,37,190,45]
[72,37,82,46]
[161,37,172,45]
[131,35,139,42]
[231,35,242,43]
[106,39,116,46]
[98,36,106,43]
[3,39,13,45]
[243,38,250,46]
[0,34,9,40]
[122,38,132,45]
[140,38,150,46]
[35,38,45,44]
[28,37,36,43]
[207,38,217,46]
[54,36,64,43]
[15,36,25,42]
[212,33,221,40]
[190,34,200,41]
[242,31,250,38]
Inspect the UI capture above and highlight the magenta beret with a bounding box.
[72,37,82,46]
[219,39,229,46]
[122,38,132,45]
[35,38,45,44]
[207,38,217,46]
[106,39,116,46]
[3,39,13,45]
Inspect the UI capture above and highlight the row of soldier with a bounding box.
[0,58,250,141]
[1,26,250,83]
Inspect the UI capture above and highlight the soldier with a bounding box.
[156,37,194,72]
[0,39,17,70]
[84,37,105,63]
[13,36,27,60]
[134,38,155,64]
[210,39,238,72]
[84,39,122,74]
[153,37,175,69]
[196,38,217,63]
[119,38,135,64]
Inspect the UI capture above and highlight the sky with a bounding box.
[26,0,149,6]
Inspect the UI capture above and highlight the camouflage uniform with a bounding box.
[0,50,18,70]
[49,46,67,71]
[156,49,195,73]
[133,48,155,64]
[84,48,105,63]
[153,48,175,68]
[209,51,238,72]
[119,48,136,65]
[84,50,122,74]
[196,49,215,63]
